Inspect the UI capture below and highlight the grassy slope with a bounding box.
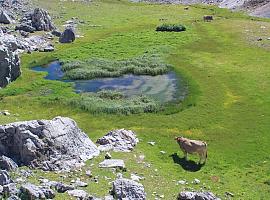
[1,0,270,199]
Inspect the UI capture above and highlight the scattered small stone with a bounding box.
[192,179,200,184]
[104,195,114,200]
[20,183,55,199]
[160,151,166,154]
[148,141,155,146]
[225,191,234,197]
[7,195,20,200]
[99,159,125,170]
[105,152,112,159]
[257,38,263,41]
[51,30,62,37]
[86,170,92,177]
[3,183,19,196]
[177,180,187,185]
[2,111,11,116]
[67,189,89,199]
[55,182,74,193]
[43,45,54,52]
[112,178,146,200]
[178,191,220,200]
[97,129,139,152]
[74,179,88,187]
[116,173,123,179]
[131,173,144,182]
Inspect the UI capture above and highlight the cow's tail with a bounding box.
[204,142,208,159]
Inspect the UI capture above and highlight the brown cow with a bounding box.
[203,15,213,22]
[175,136,207,164]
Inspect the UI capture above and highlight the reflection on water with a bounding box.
[32,61,187,103]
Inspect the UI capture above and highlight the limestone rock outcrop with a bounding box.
[0,41,21,88]
[112,178,146,200]
[97,129,139,152]
[0,117,100,171]
[16,8,55,32]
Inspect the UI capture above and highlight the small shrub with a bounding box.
[156,24,186,32]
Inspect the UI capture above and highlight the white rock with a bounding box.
[131,174,144,182]
[99,159,125,169]
[192,178,200,184]
[67,189,88,199]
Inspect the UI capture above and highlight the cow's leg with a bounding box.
[203,151,207,164]
[183,151,188,160]
[198,153,203,164]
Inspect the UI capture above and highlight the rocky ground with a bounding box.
[0,115,221,199]
[0,0,76,88]
[131,0,270,18]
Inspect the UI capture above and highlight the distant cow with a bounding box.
[175,136,207,164]
[203,15,213,22]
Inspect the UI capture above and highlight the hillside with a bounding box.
[134,0,270,17]
[0,0,270,199]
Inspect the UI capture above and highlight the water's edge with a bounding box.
[32,61,187,103]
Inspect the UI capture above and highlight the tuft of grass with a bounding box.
[156,24,186,32]
[61,54,172,80]
[69,90,162,115]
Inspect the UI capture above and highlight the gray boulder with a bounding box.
[0,156,18,171]
[51,30,62,37]
[59,28,75,43]
[20,183,55,199]
[55,182,74,193]
[3,183,19,196]
[97,129,139,152]
[178,191,221,200]
[0,116,100,171]
[0,42,21,88]
[99,159,125,169]
[7,195,21,200]
[42,45,54,52]
[0,170,11,186]
[17,8,55,32]
[31,8,55,31]
[112,178,146,200]
[74,179,88,188]
[15,23,35,33]
[67,189,89,199]
[0,10,13,24]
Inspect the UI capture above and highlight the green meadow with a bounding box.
[1,0,270,199]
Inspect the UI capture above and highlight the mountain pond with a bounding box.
[32,61,187,103]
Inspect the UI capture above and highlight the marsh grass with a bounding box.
[62,54,171,80]
[156,24,186,32]
[70,90,161,115]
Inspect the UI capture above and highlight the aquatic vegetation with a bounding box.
[61,54,172,80]
[70,90,161,115]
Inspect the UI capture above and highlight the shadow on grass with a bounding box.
[170,153,204,172]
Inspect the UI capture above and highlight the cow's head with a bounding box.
[175,136,183,142]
